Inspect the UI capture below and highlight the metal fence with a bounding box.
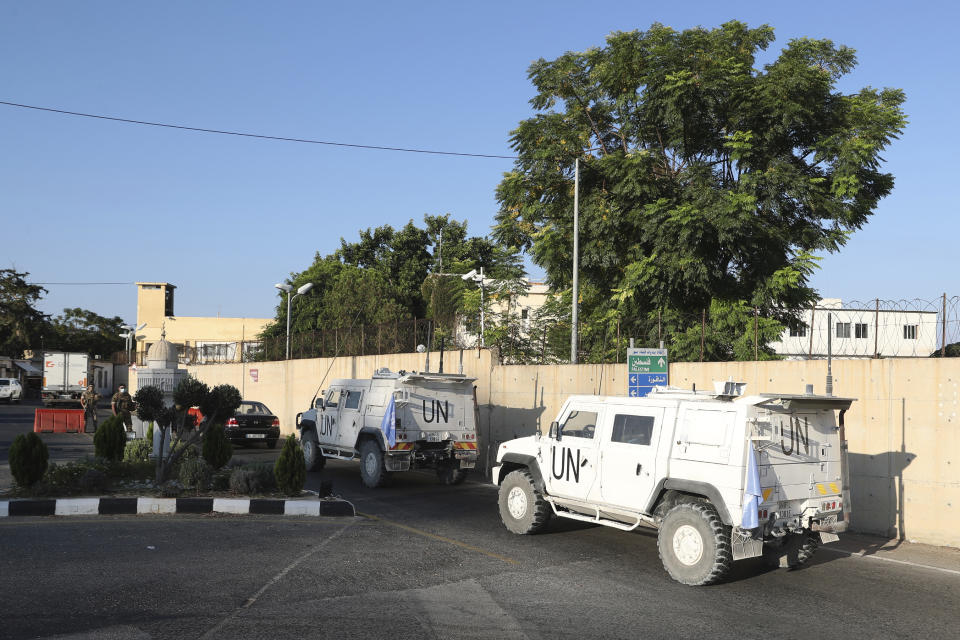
[135,295,960,367]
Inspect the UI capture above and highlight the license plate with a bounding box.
[427,433,441,442]
[246,433,266,439]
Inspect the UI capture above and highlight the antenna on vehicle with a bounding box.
[309,307,365,408]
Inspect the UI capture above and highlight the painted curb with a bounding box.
[0,496,355,518]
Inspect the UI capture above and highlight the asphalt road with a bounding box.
[1,401,959,639]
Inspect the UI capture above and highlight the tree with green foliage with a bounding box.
[262,214,526,348]
[494,21,906,361]
[9,431,49,488]
[202,423,233,470]
[93,416,127,461]
[274,435,306,496]
[135,378,242,483]
[0,269,48,358]
[47,308,125,358]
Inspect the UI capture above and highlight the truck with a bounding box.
[41,352,90,406]
[493,382,852,585]
[296,368,479,488]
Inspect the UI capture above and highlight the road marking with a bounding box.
[359,512,518,565]
[820,546,960,577]
[198,521,355,639]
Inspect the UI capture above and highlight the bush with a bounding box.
[94,416,127,461]
[178,457,212,491]
[9,432,49,487]
[174,441,199,461]
[79,468,108,492]
[124,439,152,463]
[274,435,306,496]
[146,422,154,443]
[228,465,276,495]
[202,423,233,470]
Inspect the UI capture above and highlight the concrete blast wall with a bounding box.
[186,354,960,548]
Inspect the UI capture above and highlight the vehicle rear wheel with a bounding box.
[301,433,325,472]
[498,469,551,534]
[657,501,732,586]
[359,439,390,488]
[437,466,469,485]
[762,532,820,569]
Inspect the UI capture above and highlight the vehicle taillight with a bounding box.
[271,418,280,427]
[226,418,238,426]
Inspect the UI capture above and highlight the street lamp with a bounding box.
[119,322,146,364]
[461,268,486,348]
[275,282,314,359]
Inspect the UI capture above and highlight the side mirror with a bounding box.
[548,421,560,440]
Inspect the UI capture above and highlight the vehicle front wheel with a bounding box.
[301,434,325,472]
[498,469,551,535]
[657,501,733,586]
[359,439,390,488]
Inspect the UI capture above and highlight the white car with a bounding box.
[0,378,23,403]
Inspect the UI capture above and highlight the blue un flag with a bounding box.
[380,395,396,448]
[741,445,762,529]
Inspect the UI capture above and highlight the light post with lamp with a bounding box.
[461,268,486,348]
[275,282,314,359]
[119,322,146,364]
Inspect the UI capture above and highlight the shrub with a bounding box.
[94,416,127,461]
[202,423,233,470]
[79,468,108,492]
[228,465,276,495]
[274,435,306,496]
[178,458,212,491]
[9,432,49,487]
[146,422,154,443]
[174,441,199,461]
[124,439,152,463]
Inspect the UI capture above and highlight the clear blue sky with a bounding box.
[2,1,955,324]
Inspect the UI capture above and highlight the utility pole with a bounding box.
[571,157,580,364]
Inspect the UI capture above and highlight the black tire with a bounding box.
[266,438,278,449]
[788,533,820,569]
[301,433,325,472]
[763,532,820,569]
[657,501,733,586]
[498,469,551,534]
[437,466,469,486]
[359,439,390,488]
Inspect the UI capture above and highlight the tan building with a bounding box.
[134,282,273,364]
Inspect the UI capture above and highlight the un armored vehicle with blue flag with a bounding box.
[296,369,478,488]
[493,382,853,585]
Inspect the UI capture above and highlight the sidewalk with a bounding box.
[821,532,960,576]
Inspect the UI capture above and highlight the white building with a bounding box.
[769,298,939,359]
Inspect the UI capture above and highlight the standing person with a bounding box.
[111,385,135,433]
[80,384,100,432]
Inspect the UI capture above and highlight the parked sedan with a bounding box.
[225,401,281,449]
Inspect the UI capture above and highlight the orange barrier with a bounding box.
[33,409,86,434]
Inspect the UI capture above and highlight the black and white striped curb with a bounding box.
[0,496,355,517]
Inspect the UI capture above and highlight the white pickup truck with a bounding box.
[493,383,852,585]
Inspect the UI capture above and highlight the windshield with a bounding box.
[0,380,8,386]
[237,401,272,416]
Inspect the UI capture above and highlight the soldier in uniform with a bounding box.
[111,385,135,433]
[80,384,100,432]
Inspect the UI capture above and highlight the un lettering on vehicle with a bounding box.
[551,446,582,483]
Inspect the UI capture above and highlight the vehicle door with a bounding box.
[599,407,665,511]
[336,388,364,449]
[316,388,343,445]
[545,403,604,501]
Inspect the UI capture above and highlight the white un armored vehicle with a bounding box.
[493,382,852,585]
[296,369,478,488]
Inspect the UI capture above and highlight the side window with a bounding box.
[560,410,598,439]
[611,414,654,446]
[326,389,342,408]
[344,390,362,410]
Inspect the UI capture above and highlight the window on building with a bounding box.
[836,322,851,339]
[521,309,529,320]
[904,325,917,340]
[855,323,869,339]
[611,414,655,446]
[789,324,807,338]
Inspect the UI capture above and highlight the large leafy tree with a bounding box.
[0,269,48,357]
[494,21,906,361]
[262,214,525,346]
[47,308,125,358]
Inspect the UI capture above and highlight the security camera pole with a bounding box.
[275,282,314,359]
